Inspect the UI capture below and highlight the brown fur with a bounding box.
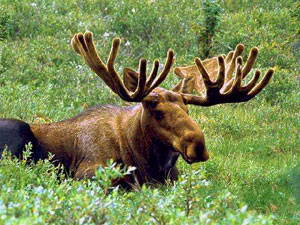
[30,88,207,185]
[25,32,273,187]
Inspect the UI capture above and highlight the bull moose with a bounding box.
[0,31,274,186]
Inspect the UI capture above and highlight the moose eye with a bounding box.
[149,100,158,108]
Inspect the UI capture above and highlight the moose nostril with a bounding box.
[186,147,198,160]
[186,142,209,161]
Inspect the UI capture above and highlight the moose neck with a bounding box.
[122,104,179,184]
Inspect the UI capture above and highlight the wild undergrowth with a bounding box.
[0,0,299,224]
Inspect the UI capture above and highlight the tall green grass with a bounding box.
[0,0,299,224]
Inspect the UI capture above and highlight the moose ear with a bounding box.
[123,68,139,92]
[172,74,195,94]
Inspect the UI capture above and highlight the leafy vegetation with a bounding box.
[0,0,299,224]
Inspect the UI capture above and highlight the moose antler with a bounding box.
[174,44,274,106]
[71,32,174,102]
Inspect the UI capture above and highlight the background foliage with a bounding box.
[0,0,299,224]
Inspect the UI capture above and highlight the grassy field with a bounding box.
[0,0,299,224]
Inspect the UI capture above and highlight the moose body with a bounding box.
[30,88,207,184]
[0,31,274,186]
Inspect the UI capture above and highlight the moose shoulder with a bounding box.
[1,32,274,187]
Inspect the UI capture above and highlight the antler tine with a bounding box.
[180,44,274,106]
[248,69,274,96]
[236,55,243,66]
[225,51,234,64]
[145,60,159,90]
[242,70,261,92]
[130,58,147,100]
[226,62,243,94]
[144,50,174,95]
[72,31,171,102]
[194,55,226,92]
[242,47,259,78]
[215,56,225,88]
[226,44,245,81]
[99,35,134,99]
[72,33,105,79]
[72,32,128,96]
[71,36,81,55]
[222,56,243,93]
[195,57,214,87]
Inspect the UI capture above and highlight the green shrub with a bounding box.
[0,0,299,224]
[192,0,222,58]
[0,11,14,40]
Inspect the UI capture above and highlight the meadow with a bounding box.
[0,0,299,224]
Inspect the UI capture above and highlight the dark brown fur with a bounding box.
[30,88,208,185]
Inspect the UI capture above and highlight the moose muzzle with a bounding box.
[175,132,209,164]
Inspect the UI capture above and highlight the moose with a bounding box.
[0,31,274,187]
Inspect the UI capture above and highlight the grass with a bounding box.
[0,0,299,224]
